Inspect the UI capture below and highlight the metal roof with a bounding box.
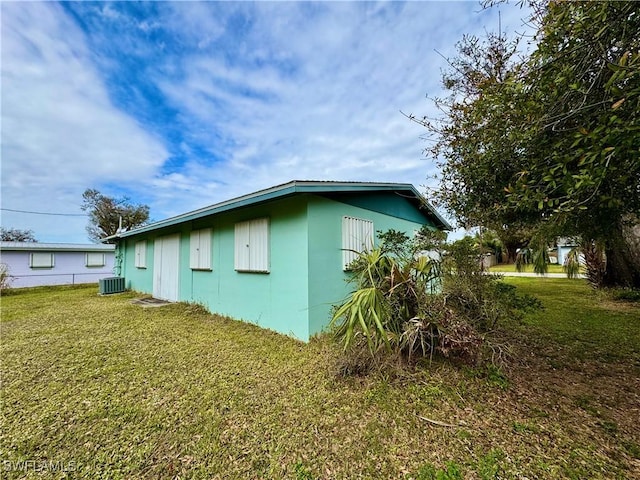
[106,180,451,240]
[0,242,115,252]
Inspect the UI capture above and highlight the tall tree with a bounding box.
[413,1,640,287]
[81,189,150,243]
[0,228,37,242]
[408,28,541,261]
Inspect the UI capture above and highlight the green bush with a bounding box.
[331,229,441,355]
[607,288,640,303]
[415,461,464,480]
[331,230,541,369]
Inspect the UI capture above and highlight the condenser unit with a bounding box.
[99,277,126,295]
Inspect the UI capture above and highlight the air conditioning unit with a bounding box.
[99,277,126,295]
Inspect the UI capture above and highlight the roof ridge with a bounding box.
[104,180,449,241]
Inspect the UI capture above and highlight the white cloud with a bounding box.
[1,1,534,240]
[147,1,533,223]
[146,2,474,213]
[1,2,168,242]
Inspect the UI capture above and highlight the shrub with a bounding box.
[606,288,640,303]
[331,230,541,369]
[0,263,12,291]
[331,229,441,354]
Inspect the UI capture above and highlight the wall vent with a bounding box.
[99,277,126,295]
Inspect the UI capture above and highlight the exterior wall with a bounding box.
[319,191,436,225]
[118,191,439,341]
[306,194,435,337]
[120,196,311,340]
[481,253,497,269]
[118,238,153,292]
[0,250,115,288]
[557,245,574,265]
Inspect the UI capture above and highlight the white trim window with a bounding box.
[342,216,374,270]
[86,252,106,267]
[190,228,212,270]
[234,218,270,273]
[30,252,55,269]
[134,240,147,268]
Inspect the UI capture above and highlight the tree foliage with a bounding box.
[0,227,37,242]
[412,1,640,287]
[81,189,150,243]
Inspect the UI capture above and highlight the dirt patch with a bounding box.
[130,297,172,308]
[598,300,640,313]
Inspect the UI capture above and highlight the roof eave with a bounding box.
[0,242,116,252]
[115,180,451,237]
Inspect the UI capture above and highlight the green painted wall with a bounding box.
[120,197,310,341]
[192,197,309,340]
[306,194,430,337]
[119,191,436,341]
[319,191,437,225]
[119,237,154,293]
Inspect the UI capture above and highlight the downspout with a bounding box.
[114,240,124,277]
[114,216,124,277]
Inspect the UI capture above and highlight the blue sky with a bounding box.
[1,1,531,243]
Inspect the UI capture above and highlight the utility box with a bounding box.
[99,277,126,295]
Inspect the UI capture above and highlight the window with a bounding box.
[86,252,105,267]
[135,240,147,268]
[342,216,374,270]
[234,218,269,273]
[190,228,212,270]
[30,252,54,269]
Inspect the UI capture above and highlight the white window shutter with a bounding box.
[135,240,147,268]
[235,218,269,272]
[361,219,374,251]
[342,217,356,268]
[199,228,212,270]
[190,229,212,270]
[250,218,269,272]
[342,216,374,270]
[235,221,251,271]
[30,252,55,268]
[86,252,105,267]
[190,231,200,269]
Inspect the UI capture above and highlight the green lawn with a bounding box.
[1,282,638,479]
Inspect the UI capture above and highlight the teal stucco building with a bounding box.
[109,181,450,341]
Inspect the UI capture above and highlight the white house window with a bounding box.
[342,216,374,270]
[30,252,55,269]
[190,228,212,270]
[135,240,147,268]
[234,218,269,273]
[86,252,106,267]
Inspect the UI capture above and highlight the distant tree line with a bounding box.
[0,228,37,242]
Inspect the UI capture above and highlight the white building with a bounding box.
[556,237,579,266]
[0,242,116,288]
